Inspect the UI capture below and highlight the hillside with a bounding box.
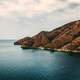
[14,20,80,53]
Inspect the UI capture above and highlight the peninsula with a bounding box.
[14,20,80,53]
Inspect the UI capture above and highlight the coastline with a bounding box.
[21,45,80,54]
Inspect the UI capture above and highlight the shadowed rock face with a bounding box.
[15,20,80,53]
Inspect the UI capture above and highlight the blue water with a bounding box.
[0,40,80,80]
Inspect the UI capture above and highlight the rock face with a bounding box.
[32,31,49,47]
[14,20,80,53]
[14,37,33,45]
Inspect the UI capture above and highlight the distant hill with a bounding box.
[14,20,80,53]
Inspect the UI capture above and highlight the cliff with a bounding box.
[14,20,80,53]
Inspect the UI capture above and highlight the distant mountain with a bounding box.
[14,20,80,53]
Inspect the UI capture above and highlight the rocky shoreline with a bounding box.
[14,20,80,53]
[21,45,80,53]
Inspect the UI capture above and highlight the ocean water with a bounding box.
[0,40,80,80]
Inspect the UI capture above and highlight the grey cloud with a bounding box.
[68,3,80,9]
[54,2,80,13]
[59,0,67,2]
[55,8,65,13]
[33,0,40,3]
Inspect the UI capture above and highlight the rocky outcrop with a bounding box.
[14,37,33,46]
[14,20,80,53]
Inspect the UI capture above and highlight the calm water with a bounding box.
[0,40,80,80]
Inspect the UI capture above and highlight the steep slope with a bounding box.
[14,20,80,53]
[45,21,80,49]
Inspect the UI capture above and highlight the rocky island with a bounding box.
[14,20,80,53]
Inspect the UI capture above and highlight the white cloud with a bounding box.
[0,0,67,17]
[68,0,80,3]
[0,0,80,17]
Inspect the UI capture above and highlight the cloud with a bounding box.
[0,0,68,17]
[0,0,80,17]
[67,0,80,3]
[68,3,80,9]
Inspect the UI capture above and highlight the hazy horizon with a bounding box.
[0,0,80,39]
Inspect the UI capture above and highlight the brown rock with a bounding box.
[32,31,49,47]
[60,37,80,50]
[14,20,80,53]
[45,20,80,49]
[14,37,33,46]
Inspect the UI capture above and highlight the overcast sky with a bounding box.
[0,0,80,39]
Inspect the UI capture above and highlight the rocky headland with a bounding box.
[14,20,80,53]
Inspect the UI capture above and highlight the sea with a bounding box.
[0,40,80,80]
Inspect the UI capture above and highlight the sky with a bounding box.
[0,0,80,39]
